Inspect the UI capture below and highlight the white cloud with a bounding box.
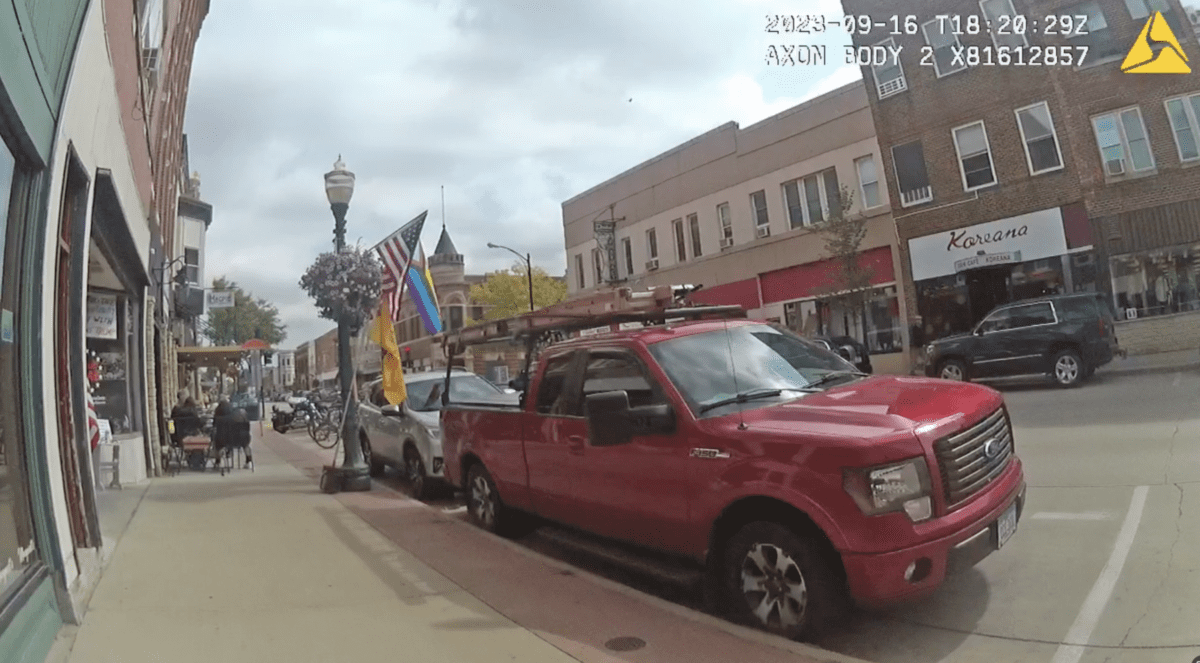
[186,0,863,346]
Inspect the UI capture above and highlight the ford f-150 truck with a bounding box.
[439,303,1025,642]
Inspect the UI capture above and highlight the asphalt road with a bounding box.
[375,368,1200,663]
[818,368,1200,663]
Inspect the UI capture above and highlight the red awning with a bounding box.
[759,246,896,305]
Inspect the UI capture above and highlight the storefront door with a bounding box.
[966,267,1011,327]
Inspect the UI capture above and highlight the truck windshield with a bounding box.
[406,375,506,412]
[648,324,859,417]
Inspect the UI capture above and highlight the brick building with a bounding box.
[562,82,913,373]
[843,0,1200,355]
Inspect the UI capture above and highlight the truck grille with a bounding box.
[934,406,1013,508]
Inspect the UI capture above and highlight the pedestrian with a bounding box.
[212,399,254,469]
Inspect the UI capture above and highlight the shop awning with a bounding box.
[176,346,246,368]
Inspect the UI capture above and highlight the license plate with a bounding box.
[996,502,1018,549]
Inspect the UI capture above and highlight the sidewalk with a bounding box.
[46,426,867,663]
[1094,347,1200,377]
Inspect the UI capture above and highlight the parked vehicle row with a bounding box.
[356,369,517,499]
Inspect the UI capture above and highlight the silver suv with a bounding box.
[358,370,517,498]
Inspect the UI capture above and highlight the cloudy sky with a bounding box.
[184,0,859,347]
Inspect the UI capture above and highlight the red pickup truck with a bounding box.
[440,312,1025,641]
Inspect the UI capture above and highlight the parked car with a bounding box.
[924,292,1120,387]
[809,335,873,374]
[441,316,1025,642]
[358,369,518,498]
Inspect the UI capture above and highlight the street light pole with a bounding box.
[323,157,370,492]
[487,242,535,312]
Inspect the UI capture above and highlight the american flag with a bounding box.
[375,211,427,322]
[380,269,402,322]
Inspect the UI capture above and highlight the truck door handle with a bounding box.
[567,435,585,454]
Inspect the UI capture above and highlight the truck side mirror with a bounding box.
[584,391,633,447]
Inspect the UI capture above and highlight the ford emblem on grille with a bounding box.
[983,437,1000,459]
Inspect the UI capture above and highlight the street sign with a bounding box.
[206,290,235,309]
[953,250,1022,273]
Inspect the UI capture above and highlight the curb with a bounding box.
[261,432,873,663]
[1096,359,1200,378]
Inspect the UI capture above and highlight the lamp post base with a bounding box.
[319,465,372,493]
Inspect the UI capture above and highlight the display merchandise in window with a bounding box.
[782,286,902,354]
[1110,246,1200,319]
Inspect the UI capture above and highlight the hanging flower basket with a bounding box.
[299,247,383,331]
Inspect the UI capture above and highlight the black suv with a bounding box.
[924,293,1120,387]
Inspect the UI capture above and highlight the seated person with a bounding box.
[170,396,204,444]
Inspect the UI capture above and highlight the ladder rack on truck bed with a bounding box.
[439,285,746,352]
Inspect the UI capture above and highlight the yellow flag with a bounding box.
[368,298,407,405]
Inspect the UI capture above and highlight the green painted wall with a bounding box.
[0,580,60,663]
[0,0,88,162]
[0,1,91,661]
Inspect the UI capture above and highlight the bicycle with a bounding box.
[307,399,345,449]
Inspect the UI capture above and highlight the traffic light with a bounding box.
[404,346,412,368]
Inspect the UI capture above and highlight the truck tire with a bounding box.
[466,464,508,535]
[722,521,846,642]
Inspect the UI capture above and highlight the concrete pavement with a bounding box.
[45,424,867,663]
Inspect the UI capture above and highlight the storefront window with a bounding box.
[0,139,38,597]
[917,274,973,338]
[1110,245,1200,319]
[85,291,140,434]
[782,286,903,354]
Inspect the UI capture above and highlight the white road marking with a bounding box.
[1050,485,1149,663]
[1030,512,1113,521]
[1172,372,1181,387]
[442,506,467,514]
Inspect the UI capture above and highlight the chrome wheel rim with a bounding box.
[406,451,424,494]
[940,363,964,381]
[739,543,808,630]
[470,474,495,527]
[1056,355,1079,384]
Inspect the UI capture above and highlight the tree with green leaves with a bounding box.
[814,185,874,346]
[201,276,288,347]
[469,263,567,321]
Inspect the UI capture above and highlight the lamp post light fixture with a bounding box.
[321,156,370,493]
[487,242,535,312]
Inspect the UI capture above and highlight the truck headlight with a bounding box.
[844,457,934,522]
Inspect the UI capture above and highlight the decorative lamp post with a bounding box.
[323,157,371,492]
[487,242,535,312]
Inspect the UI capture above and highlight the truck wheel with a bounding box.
[466,464,507,534]
[1052,349,1083,388]
[404,444,430,501]
[938,359,967,382]
[722,522,846,642]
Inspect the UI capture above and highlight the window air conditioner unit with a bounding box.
[720,237,735,249]
[1105,158,1126,176]
[645,259,659,271]
[1188,8,1200,27]
[757,226,771,239]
